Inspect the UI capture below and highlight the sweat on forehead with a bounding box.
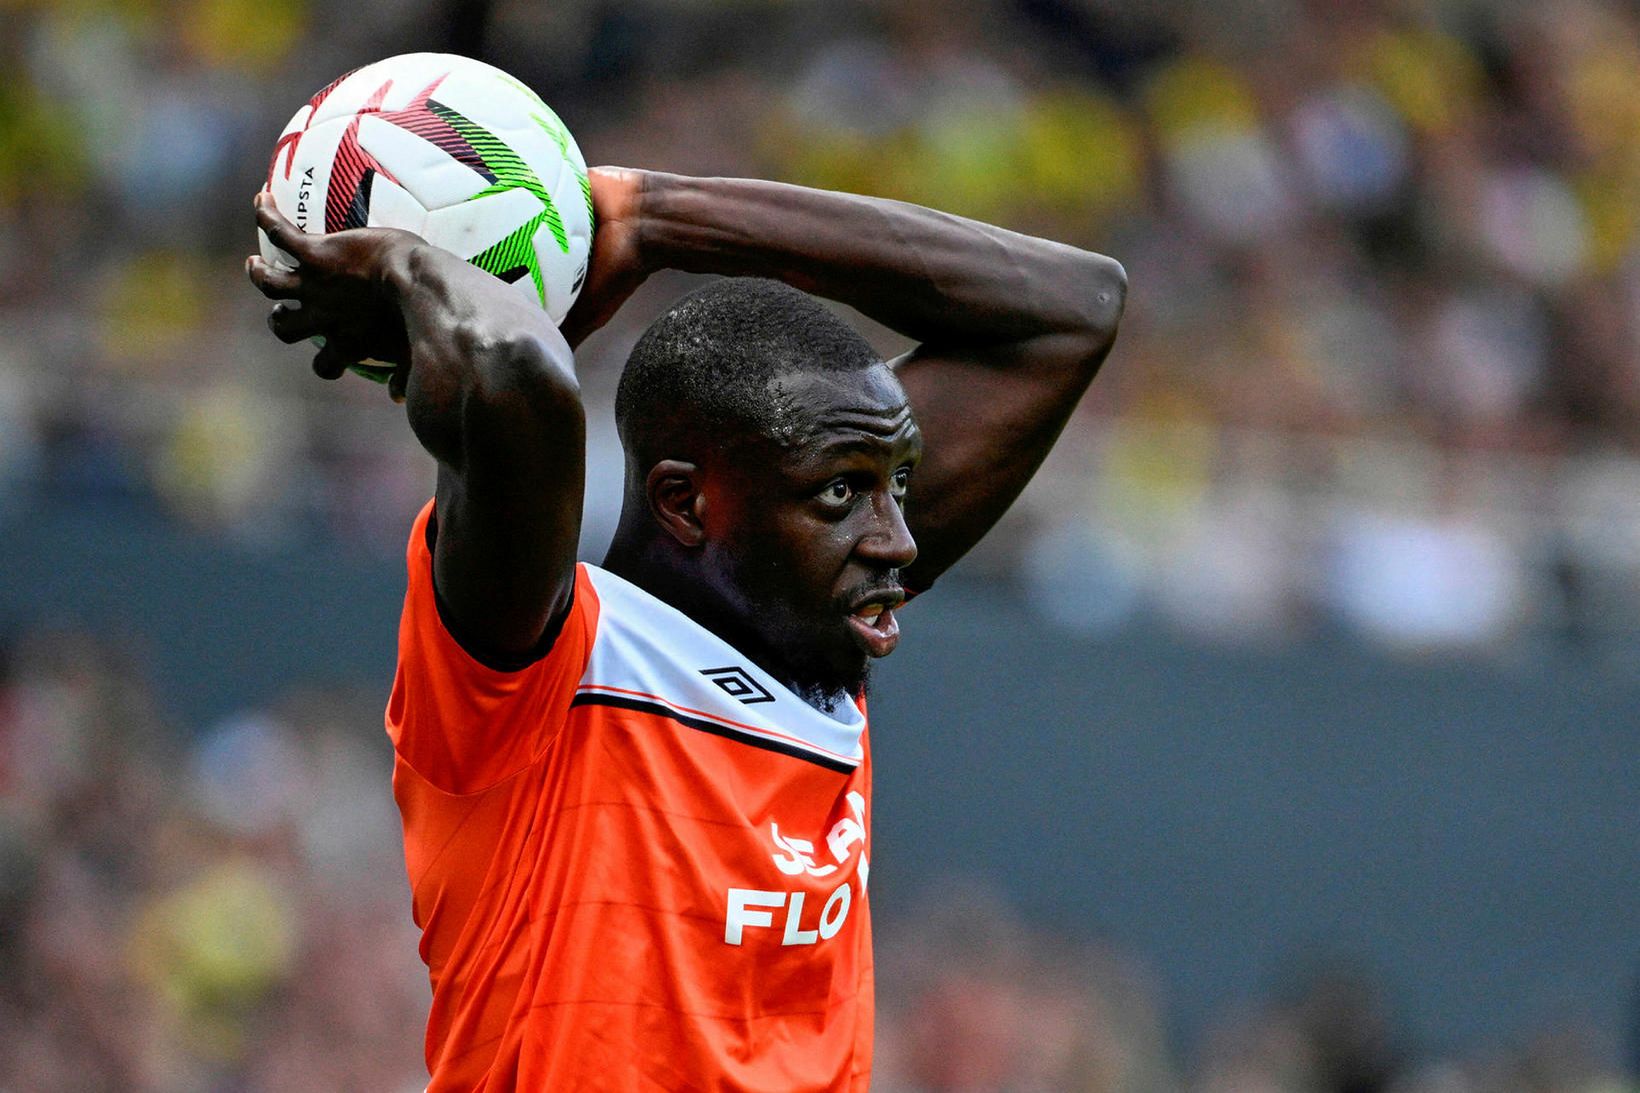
[757,367,916,453]
[615,277,882,459]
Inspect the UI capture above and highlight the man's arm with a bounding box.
[249,194,583,660]
[578,170,1126,592]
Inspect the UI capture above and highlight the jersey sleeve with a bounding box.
[385,500,599,795]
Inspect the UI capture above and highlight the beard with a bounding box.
[791,659,871,714]
[748,599,873,710]
[717,546,879,711]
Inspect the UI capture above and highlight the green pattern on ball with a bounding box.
[452,75,592,277]
[499,73,546,110]
[429,101,570,309]
[530,108,594,226]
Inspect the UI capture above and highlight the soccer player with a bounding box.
[247,167,1125,1091]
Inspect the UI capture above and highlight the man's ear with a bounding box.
[646,460,707,547]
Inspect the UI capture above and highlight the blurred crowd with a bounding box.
[4,0,1640,654]
[1,629,1630,1091]
[0,629,427,1090]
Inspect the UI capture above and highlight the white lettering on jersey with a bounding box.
[818,883,851,940]
[725,888,786,944]
[726,799,870,946]
[825,792,867,869]
[782,892,820,946]
[770,823,837,878]
[724,883,854,947]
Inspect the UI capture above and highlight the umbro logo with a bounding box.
[700,665,775,705]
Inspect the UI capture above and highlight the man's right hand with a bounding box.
[246,191,419,388]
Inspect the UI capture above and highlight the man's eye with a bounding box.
[819,480,855,507]
[891,467,911,497]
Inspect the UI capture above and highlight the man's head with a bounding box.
[614,278,921,705]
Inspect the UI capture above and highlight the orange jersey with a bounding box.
[386,502,874,1091]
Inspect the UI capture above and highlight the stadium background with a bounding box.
[2,0,1637,1089]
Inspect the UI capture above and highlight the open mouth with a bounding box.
[845,598,902,657]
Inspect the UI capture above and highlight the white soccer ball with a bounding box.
[260,53,593,373]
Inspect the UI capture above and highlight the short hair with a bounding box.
[614,278,880,469]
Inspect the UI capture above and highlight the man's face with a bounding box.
[702,363,921,701]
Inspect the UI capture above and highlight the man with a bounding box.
[248,166,1125,1091]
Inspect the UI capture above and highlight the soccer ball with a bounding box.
[260,52,594,380]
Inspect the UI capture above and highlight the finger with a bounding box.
[267,301,327,344]
[387,360,411,404]
[560,308,610,349]
[247,255,302,300]
[559,310,591,349]
[311,338,353,381]
[560,268,637,348]
[254,191,316,263]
